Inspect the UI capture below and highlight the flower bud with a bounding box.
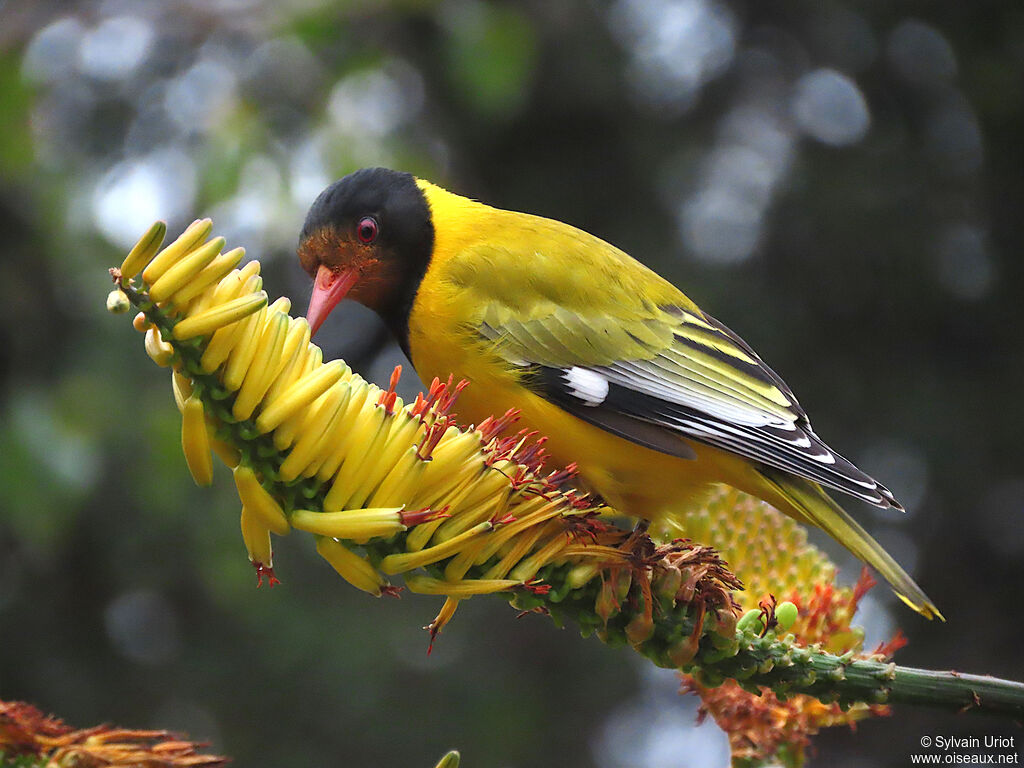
[106,288,131,314]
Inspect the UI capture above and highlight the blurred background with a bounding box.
[1,1,1022,766]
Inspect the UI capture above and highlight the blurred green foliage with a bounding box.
[1,1,1022,766]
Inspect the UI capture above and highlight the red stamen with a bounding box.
[477,408,521,441]
[563,513,610,543]
[543,462,578,491]
[410,391,427,417]
[253,562,280,588]
[563,490,596,510]
[521,578,551,595]
[434,378,469,417]
[426,622,442,655]
[513,435,548,472]
[400,506,451,526]
[377,365,402,414]
[416,417,453,460]
[872,629,908,659]
[852,566,877,603]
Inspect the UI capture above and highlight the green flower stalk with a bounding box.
[106,220,1024,728]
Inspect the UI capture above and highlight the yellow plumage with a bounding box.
[298,168,940,620]
[407,179,938,619]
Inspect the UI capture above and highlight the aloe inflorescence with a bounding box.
[106,220,1024,768]
[107,219,745,657]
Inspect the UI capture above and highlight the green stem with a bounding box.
[816,658,1024,715]
[682,630,1024,717]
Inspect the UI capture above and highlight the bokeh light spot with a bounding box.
[22,17,85,83]
[609,0,736,112]
[78,16,154,81]
[792,68,871,146]
[93,149,198,247]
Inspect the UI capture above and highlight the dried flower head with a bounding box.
[0,699,226,767]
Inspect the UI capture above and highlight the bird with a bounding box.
[296,166,940,619]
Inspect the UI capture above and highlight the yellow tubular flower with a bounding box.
[380,522,493,575]
[268,296,291,314]
[508,530,571,581]
[483,524,547,580]
[206,418,241,468]
[196,270,250,367]
[405,574,521,597]
[221,306,267,392]
[169,246,245,306]
[303,387,358,480]
[315,536,386,596]
[261,318,312,406]
[118,220,167,280]
[181,394,214,486]
[318,392,385,499]
[471,499,563,564]
[172,292,268,341]
[349,412,424,497]
[277,385,346,481]
[254,359,347,434]
[232,312,288,421]
[144,327,175,367]
[365,447,426,508]
[317,409,393,512]
[142,218,212,285]
[240,506,272,567]
[269,351,327,451]
[171,370,193,413]
[149,236,225,303]
[290,508,405,539]
[232,465,289,536]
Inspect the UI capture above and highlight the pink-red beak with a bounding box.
[306,264,359,337]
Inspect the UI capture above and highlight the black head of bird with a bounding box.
[299,167,434,341]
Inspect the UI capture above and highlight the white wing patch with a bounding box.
[563,366,609,406]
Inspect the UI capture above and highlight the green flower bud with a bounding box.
[775,601,799,632]
[736,608,764,634]
[106,288,131,314]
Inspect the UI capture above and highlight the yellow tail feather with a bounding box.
[756,469,943,621]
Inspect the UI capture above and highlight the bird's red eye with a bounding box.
[356,216,379,244]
